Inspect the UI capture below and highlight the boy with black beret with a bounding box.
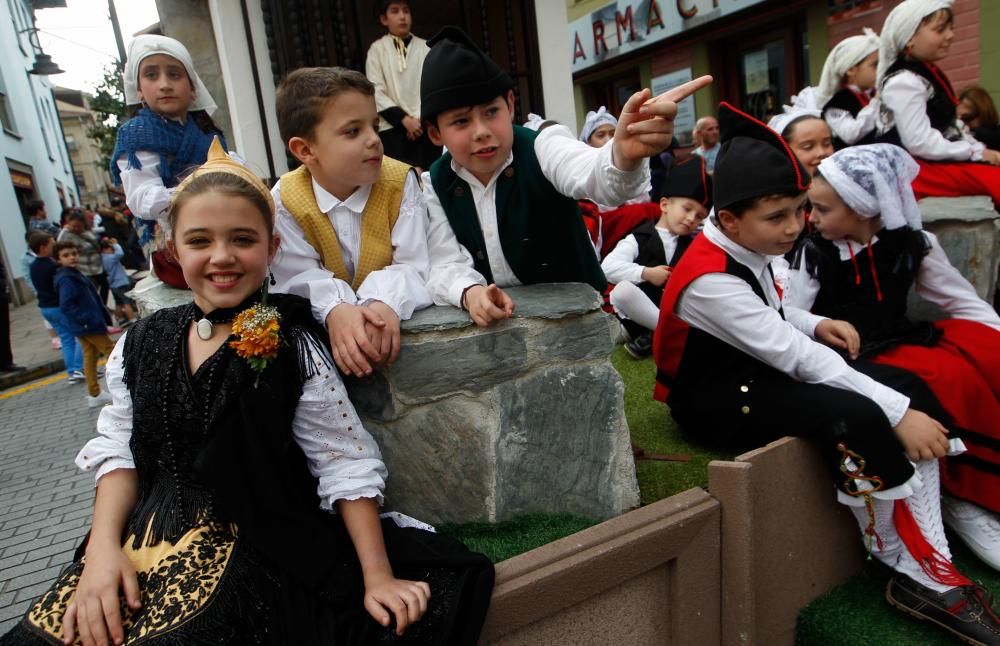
[602,155,712,358]
[419,26,710,326]
[652,102,1000,642]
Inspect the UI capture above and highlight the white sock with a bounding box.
[609,282,660,331]
[896,460,957,593]
[849,496,904,568]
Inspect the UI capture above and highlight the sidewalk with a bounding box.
[1,304,66,390]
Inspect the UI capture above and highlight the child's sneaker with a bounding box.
[942,497,1000,571]
[51,337,62,349]
[86,391,113,408]
[886,574,1000,644]
[67,371,85,384]
[106,326,123,335]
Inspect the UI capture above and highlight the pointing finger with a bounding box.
[641,75,714,109]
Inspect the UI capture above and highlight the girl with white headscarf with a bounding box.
[816,29,881,149]
[579,106,618,147]
[110,35,228,289]
[786,144,1000,579]
[876,0,1000,205]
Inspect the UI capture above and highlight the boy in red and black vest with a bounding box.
[652,102,1000,643]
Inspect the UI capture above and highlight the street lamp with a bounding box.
[18,27,65,76]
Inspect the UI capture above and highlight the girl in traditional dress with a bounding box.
[876,0,1000,203]
[787,143,1000,572]
[1,139,494,646]
[110,35,227,289]
[815,29,881,150]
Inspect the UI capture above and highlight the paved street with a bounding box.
[0,373,104,632]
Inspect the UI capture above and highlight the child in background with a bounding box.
[100,238,138,327]
[653,103,998,643]
[420,26,710,326]
[769,107,835,177]
[111,34,227,289]
[815,29,881,150]
[579,106,617,147]
[270,67,433,379]
[787,143,1000,572]
[28,232,84,381]
[958,86,1000,151]
[366,0,440,171]
[1,139,493,646]
[877,0,1000,203]
[603,156,712,358]
[53,241,115,407]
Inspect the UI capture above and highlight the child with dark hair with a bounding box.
[26,200,58,236]
[419,26,710,326]
[111,34,227,289]
[28,232,84,381]
[958,85,1000,150]
[100,238,138,327]
[2,139,493,646]
[602,156,712,358]
[652,103,999,643]
[876,0,1000,203]
[53,240,115,407]
[271,66,432,379]
[365,0,440,171]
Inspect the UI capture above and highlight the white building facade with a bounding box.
[1,0,77,303]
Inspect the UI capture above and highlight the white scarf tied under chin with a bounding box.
[123,34,218,115]
[578,106,618,143]
[877,0,953,90]
[817,144,922,231]
[816,29,880,108]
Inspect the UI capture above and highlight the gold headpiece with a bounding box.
[173,137,275,218]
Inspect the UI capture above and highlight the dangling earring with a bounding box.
[269,270,276,286]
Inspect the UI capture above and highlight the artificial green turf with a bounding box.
[610,345,733,503]
[438,514,598,563]
[797,534,1000,645]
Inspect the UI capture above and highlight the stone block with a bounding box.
[352,283,640,523]
[910,196,1000,319]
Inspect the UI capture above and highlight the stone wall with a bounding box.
[348,283,640,524]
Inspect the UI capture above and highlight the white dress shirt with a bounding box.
[825,95,880,146]
[76,333,389,510]
[116,151,175,222]
[600,227,679,285]
[423,123,651,307]
[270,172,433,326]
[675,218,911,426]
[879,71,986,161]
[784,230,1000,333]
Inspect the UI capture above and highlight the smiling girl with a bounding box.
[1,140,493,646]
[110,35,227,289]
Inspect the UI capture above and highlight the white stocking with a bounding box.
[609,282,660,331]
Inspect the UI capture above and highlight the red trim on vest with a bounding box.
[652,234,729,402]
[848,86,871,108]
[923,61,958,106]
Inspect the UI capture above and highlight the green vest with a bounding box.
[429,125,606,292]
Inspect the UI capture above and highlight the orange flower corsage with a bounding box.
[229,303,281,384]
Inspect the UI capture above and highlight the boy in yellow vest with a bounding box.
[271,67,433,378]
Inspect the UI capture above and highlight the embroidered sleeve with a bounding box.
[76,334,135,482]
[291,340,388,509]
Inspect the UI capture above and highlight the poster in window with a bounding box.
[651,68,696,146]
[743,50,769,95]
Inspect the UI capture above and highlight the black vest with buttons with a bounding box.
[429,124,606,292]
[879,59,960,148]
[631,221,694,268]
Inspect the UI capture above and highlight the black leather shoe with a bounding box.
[886,574,1000,645]
[624,332,652,359]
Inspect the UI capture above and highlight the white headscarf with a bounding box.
[767,88,822,138]
[578,106,618,143]
[817,144,922,230]
[877,0,953,90]
[816,29,880,108]
[123,35,218,114]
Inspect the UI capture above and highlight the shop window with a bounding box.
[582,69,641,125]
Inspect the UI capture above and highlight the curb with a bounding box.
[0,358,65,390]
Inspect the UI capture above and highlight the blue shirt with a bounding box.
[101,244,131,289]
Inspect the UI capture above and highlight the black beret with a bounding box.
[420,26,514,123]
[661,155,712,209]
[713,102,810,212]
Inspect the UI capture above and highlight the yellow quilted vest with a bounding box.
[279,157,412,290]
